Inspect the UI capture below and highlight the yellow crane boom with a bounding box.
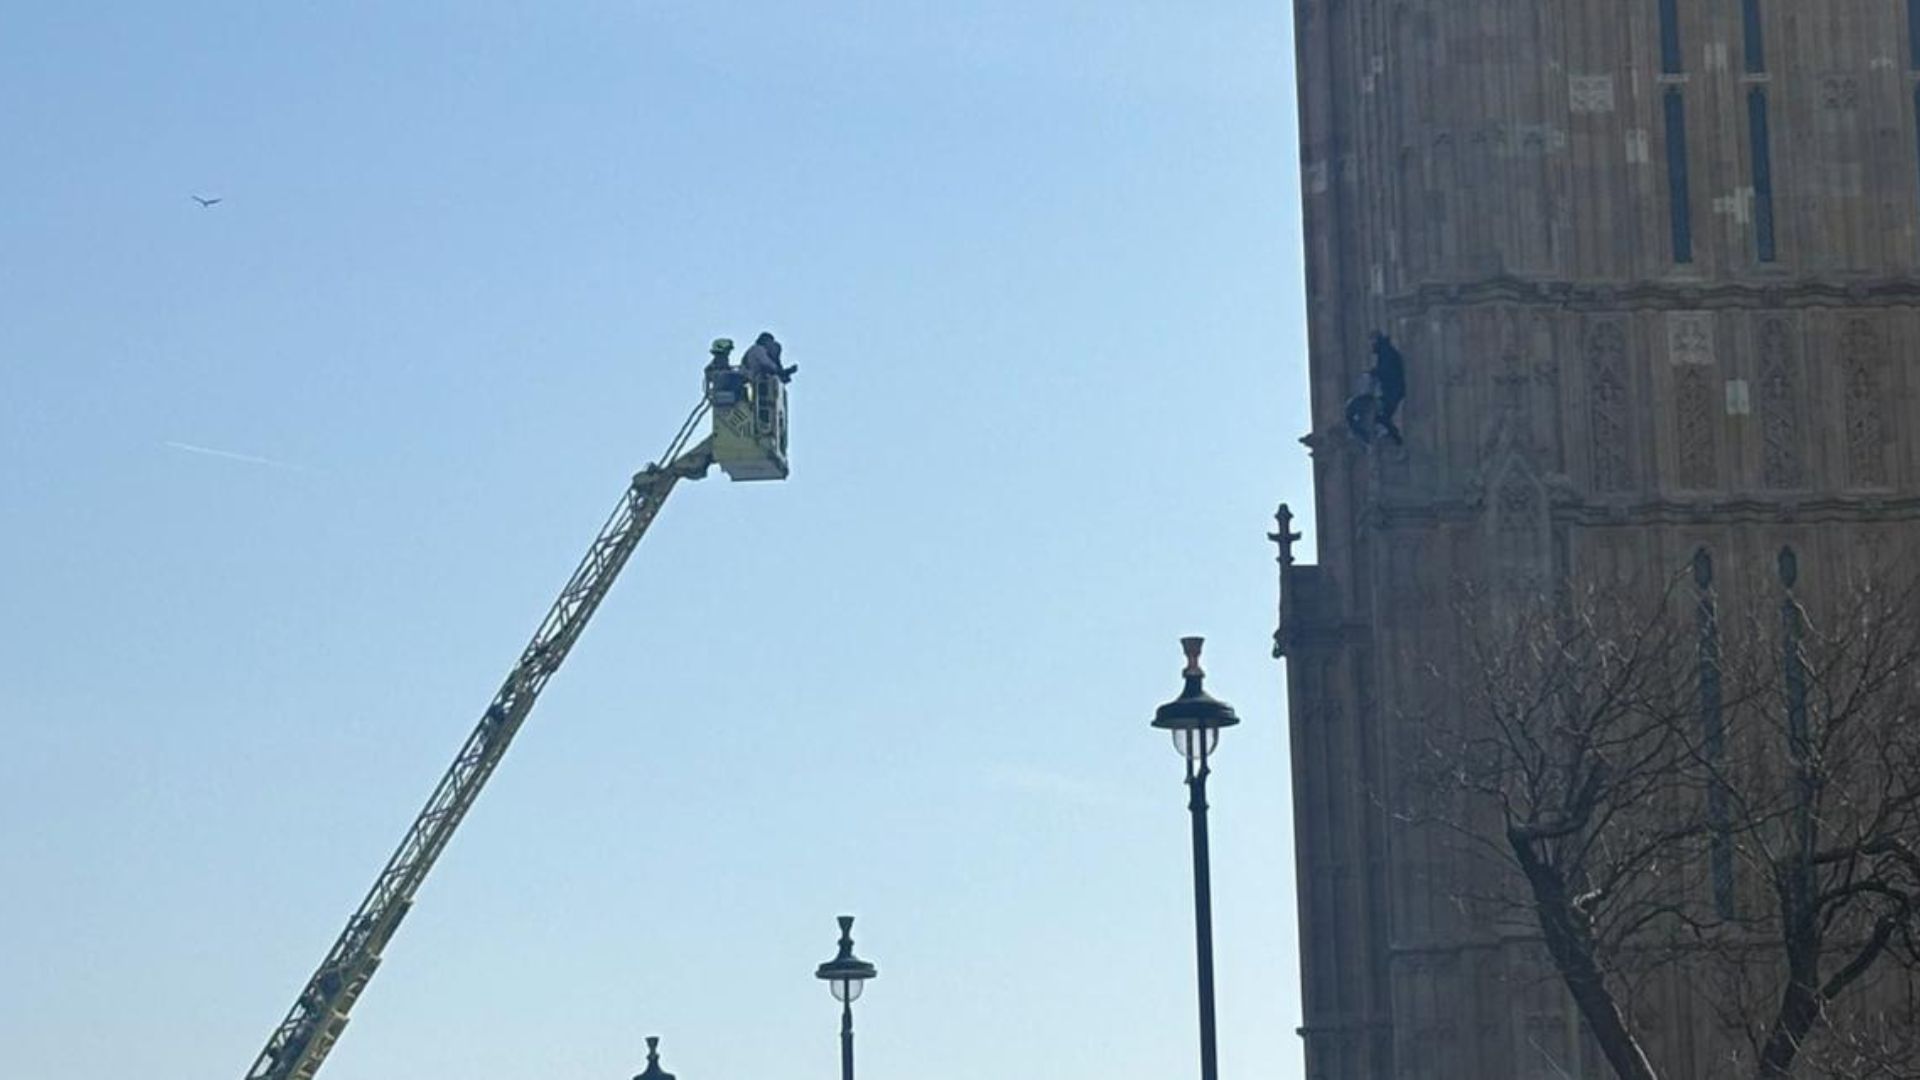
[243,345,789,1080]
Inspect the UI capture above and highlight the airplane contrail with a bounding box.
[163,440,309,472]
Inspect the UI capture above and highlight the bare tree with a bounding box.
[1403,553,1920,1080]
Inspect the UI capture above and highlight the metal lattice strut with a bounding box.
[243,400,717,1080]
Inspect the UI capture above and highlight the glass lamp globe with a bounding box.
[1170,726,1222,763]
[1152,637,1239,761]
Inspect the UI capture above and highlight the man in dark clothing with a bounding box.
[1369,331,1406,445]
[741,331,796,384]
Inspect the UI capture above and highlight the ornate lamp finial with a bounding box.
[1180,636,1205,677]
[633,1035,675,1080]
[1270,504,1302,567]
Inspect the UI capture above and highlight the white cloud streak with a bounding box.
[162,440,310,473]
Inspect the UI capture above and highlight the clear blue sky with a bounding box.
[0,4,1312,1078]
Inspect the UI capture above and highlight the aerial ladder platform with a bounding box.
[241,339,791,1080]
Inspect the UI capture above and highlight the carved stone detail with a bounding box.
[1271,503,1302,567]
[1676,363,1718,489]
[1669,312,1718,490]
[1859,529,1892,577]
[1820,74,1860,110]
[1757,318,1804,489]
[1383,274,1920,320]
[1667,312,1714,365]
[1494,352,1530,419]
[1585,321,1632,493]
[1531,316,1562,387]
[1496,470,1542,533]
[1569,75,1615,114]
[1842,319,1889,488]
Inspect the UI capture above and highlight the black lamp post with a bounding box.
[814,915,878,1080]
[632,1036,676,1080]
[1152,636,1240,1080]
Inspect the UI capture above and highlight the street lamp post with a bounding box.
[1152,636,1240,1080]
[814,915,878,1080]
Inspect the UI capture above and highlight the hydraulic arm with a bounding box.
[243,364,778,1080]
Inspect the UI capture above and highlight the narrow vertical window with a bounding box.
[1743,0,1766,73]
[1665,88,1694,263]
[1913,86,1920,219]
[1909,0,1920,70]
[1659,0,1684,74]
[1750,88,1777,262]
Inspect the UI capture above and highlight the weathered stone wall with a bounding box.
[1281,2,1920,1077]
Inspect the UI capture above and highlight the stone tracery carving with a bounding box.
[1569,74,1615,114]
[1676,363,1718,489]
[1585,321,1632,492]
[1820,74,1860,110]
[1757,317,1804,489]
[1667,312,1714,365]
[1857,529,1891,579]
[1497,470,1542,535]
[1842,319,1889,488]
[1494,352,1530,419]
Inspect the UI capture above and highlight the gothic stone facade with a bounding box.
[1277,3,1920,1078]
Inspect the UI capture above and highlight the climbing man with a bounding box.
[1368,331,1406,445]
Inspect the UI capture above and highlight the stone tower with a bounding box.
[1277,3,1920,1078]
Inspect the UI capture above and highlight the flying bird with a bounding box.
[191,195,223,208]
